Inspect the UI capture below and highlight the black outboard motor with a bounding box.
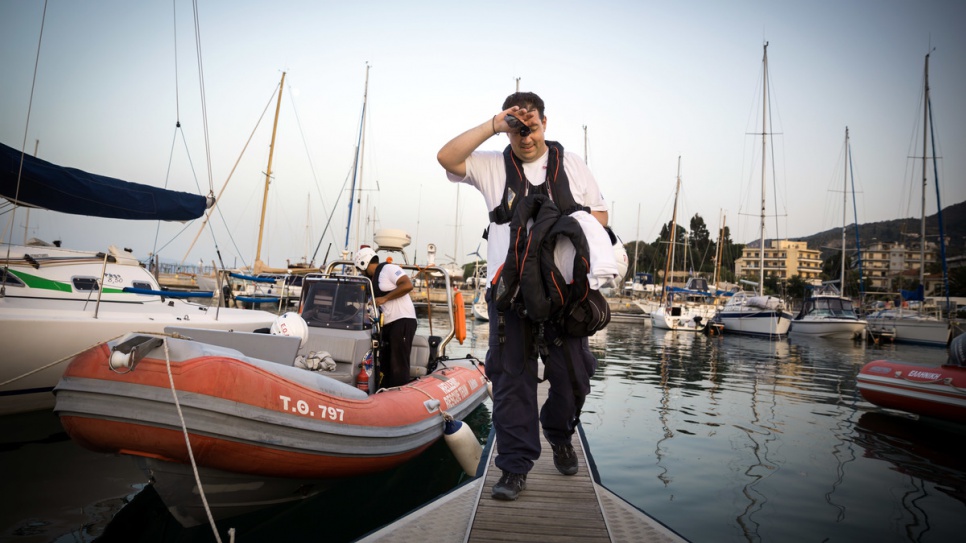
[949,333,966,366]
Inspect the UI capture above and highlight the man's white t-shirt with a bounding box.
[376,263,417,324]
[447,148,618,288]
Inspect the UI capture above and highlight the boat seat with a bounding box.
[410,335,431,378]
[299,328,372,385]
[297,330,433,385]
[164,327,301,366]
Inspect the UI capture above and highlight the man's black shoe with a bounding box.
[549,441,578,475]
[491,470,527,500]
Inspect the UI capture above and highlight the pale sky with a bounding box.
[2,0,964,271]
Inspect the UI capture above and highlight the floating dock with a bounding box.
[357,384,687,543]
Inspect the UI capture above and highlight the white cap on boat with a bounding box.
[271,312,309,348]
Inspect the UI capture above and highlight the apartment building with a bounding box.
[857,240,938,290]
[734,239,822,282]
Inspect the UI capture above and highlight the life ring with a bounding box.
[453,288,466,344]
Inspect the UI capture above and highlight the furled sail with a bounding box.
[1,142,208,221]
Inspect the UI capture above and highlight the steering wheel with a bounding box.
[331,302,364,323]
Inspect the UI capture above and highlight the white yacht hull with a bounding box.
[865,312,951,347]
[715,308,792,337]
[650,305,716,332]
[1,242,276,415]
[789,318,866,339]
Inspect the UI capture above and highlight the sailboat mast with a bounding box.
[255,71,286,265]
[633,203,641,280]
[713,210,725,291]
[304,194,311,265]
[345,63,370,251]
[841,127,849,294]
[661,156,681,300]
[919,52,929,286]
[758,42,769,293]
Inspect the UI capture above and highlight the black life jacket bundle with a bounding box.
[487,141,609,338]
[491,194,609,337]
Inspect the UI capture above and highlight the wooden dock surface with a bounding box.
[468,429,609,542]
[357,382,686,543]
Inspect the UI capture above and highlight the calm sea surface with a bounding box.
[2,315,964,542]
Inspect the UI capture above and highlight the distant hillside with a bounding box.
[793,200,966,259]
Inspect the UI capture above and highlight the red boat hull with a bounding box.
[55,339,488,480]
[857,360,966,423]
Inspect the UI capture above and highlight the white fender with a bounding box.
[443,419,482,476]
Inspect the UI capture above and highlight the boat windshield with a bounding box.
[806,297,858,318]
[300,278,372,330]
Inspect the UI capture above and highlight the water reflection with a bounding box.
[583,321,964,543]
[854,412,966,505]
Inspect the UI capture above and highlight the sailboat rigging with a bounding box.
[650,157,715,332]
[865,50,955,346]
[1,5,277,416]
[712,42,793,338]
[789,127,867,338]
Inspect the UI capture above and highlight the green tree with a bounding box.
[622,240,654,281]
[786,275,809,303]
[763,275,778,295]
[688,214,712,273]
[714,226,739,281]
[949,267,966,296]
[654,221,688,281]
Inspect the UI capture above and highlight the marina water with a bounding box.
[2,316,964,542]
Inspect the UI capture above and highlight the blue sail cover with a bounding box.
[900,285,925,302]
[1,142,207,221]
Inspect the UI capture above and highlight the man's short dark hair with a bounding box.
[502,92,545,119]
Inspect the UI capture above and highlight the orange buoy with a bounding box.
[453,288,466,344]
